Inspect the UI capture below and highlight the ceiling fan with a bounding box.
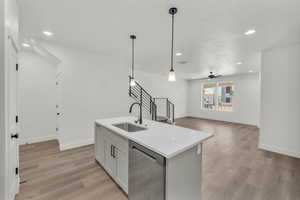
[199,72,222,80]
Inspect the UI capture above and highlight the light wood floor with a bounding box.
[16,117,300,200]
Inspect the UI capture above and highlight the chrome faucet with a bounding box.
[129,102,143,124]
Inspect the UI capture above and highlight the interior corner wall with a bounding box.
[135,70,188,118]
[18,51,58,144]
[259,43,300,158]
[187,73,260,126]
[41,42,130,151]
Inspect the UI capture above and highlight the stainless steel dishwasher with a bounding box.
[129,141,166,200]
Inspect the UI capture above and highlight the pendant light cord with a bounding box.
[171,14,174,71]
[132,37,135,79]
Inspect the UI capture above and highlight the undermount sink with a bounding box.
[113,123,147,132]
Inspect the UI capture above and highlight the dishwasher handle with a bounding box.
[132,146,157,161]
[130,141,165,166]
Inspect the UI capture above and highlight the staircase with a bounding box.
[129,76,175,124]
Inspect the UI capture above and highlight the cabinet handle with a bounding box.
[111,145,113,157]
[11,133,19,139]
[112,146,116,158]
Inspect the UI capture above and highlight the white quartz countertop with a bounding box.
[95,117,213,159]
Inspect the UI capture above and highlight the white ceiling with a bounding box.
[18,0,300,79]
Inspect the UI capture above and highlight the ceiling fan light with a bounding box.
[168,69,176,82]
[130,78,136,86]
[22,43,31,47]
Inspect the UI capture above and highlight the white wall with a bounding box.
[259,43,300,158]
[135,70,188,118]
[187,73,260,126]
[42,42,130,150]
[18,51,57,144]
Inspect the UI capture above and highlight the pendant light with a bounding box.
[130,35,136,86]
[168,7,177,82]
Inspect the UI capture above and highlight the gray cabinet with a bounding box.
[115,146,128,191]
[104,136,117,176]
[95,124,128,193]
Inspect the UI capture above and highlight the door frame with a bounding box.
[0,37,7,200]
[3,35,20,200]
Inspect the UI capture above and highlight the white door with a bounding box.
[7,37,19,199]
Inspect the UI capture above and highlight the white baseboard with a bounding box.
[175,114,188,119]
[259,143,300,159]
[186,115,259,127]
[59,138,94,151]
[19,135,59,145]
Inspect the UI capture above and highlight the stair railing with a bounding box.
[129,76,175,123]
[153,98,175,123]
[129,76,157,121]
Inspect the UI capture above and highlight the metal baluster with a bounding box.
[150,98,152,114]
[129,76,132,97]
[172,104,175,123]
[166,99,168,119]
[140,89,143,109]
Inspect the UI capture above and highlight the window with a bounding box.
[202,83,217,110]
[202,82,234,111]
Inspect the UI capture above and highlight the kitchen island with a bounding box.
[95,117,212,200]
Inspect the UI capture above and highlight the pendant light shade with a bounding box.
[168,69,176,82]
[130,35,136,86]
[130,78,136,86]
[168,7,177,82]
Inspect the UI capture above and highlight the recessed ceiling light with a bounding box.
[244,29,256,35]
[176,52,182,56]
[177,61,188,65]
[43,31,54,36]
[236,62,243,65]
[22,43,31,47]
[249,70,253,73]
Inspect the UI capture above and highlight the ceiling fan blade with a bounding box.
[215,75,223,78]
[198,77,210,80]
